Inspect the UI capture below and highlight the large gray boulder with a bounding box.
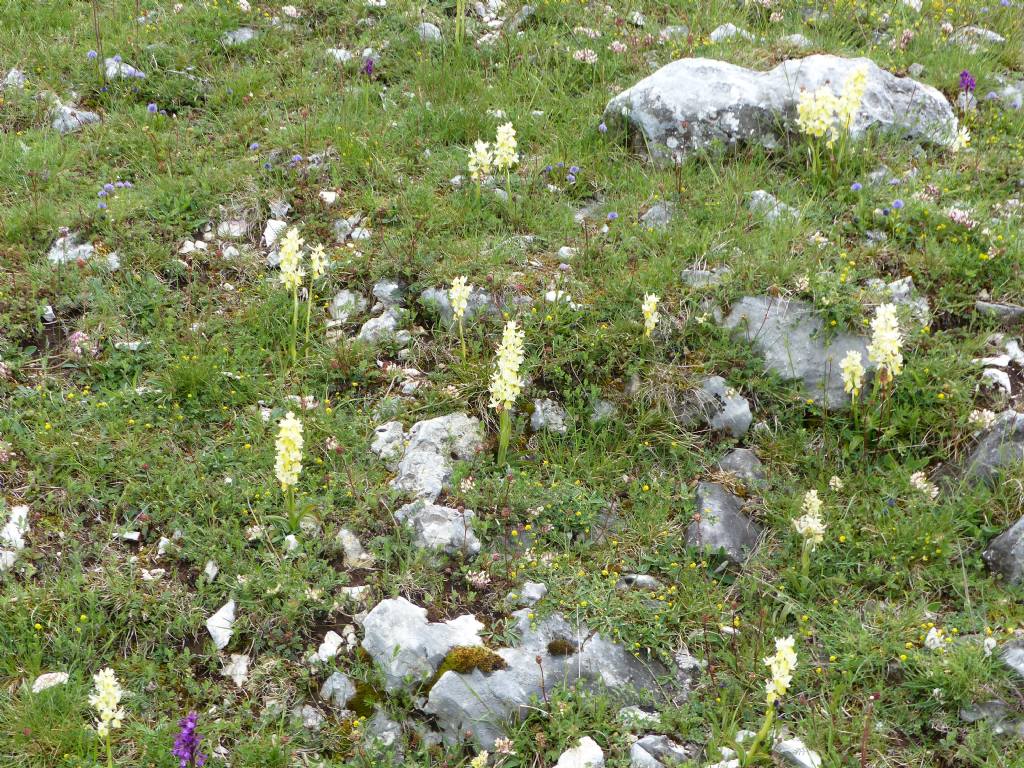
[672,375,752,438]
[361,597,484,692]
[984,516,1024,585]
[424,609,668,748]
[604,55,956,165]
[389,412,485,501]
[976,300,1024,327]
[685,482,761,564]
[956,410,1024,487]
[721,296,873,408]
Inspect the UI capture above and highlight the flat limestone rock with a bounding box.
[361,597,484,692]
[721,296,873,408]
[424,609,668,748]
[685,482,761,564]
[390,412,485,501]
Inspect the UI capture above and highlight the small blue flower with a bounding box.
[542,164,552,173]
[113,54,122,63]
[249,142,260,150]
[87,50,98,60]
[598,122,607,133]
[98,190,107,197]
[98,201,107,210]
[568,165,580,175]
[104,183,115,193]
[147,103,158,114]
[882,208,891,216]
[607,212,618,221]
[851,182,862,192]
[892,199,905,210]
[566,174,576,184]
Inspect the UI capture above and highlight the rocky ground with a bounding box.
[2,1,1024,767]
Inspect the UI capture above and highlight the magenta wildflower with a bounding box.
[171,712,207,768]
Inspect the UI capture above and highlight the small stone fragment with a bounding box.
[531,398,569,434]
[221,654,250,687]
[773,737,823,768]
[395,499,481,555]
[337,528,376,569]
[555,736,605,768]
[321,671,357,709]
[206,600,235,650]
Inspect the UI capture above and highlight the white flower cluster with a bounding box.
[764,635,797,704]
[467,140,493,181]
[840,350,865,397]
[793,489,826,549]
[867,303,903,380]
[275,411,304,490]
[909,471,939,500]
[309,244,327,280]
[795,65,869,147]
[493,122,518,171]
[488,320,525,411]
[449,276,471,321]
[969,408,996,430]
[278,228,306,290]
[89,668,125,737]
[467,122,518,181]
[642,294,660,337]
